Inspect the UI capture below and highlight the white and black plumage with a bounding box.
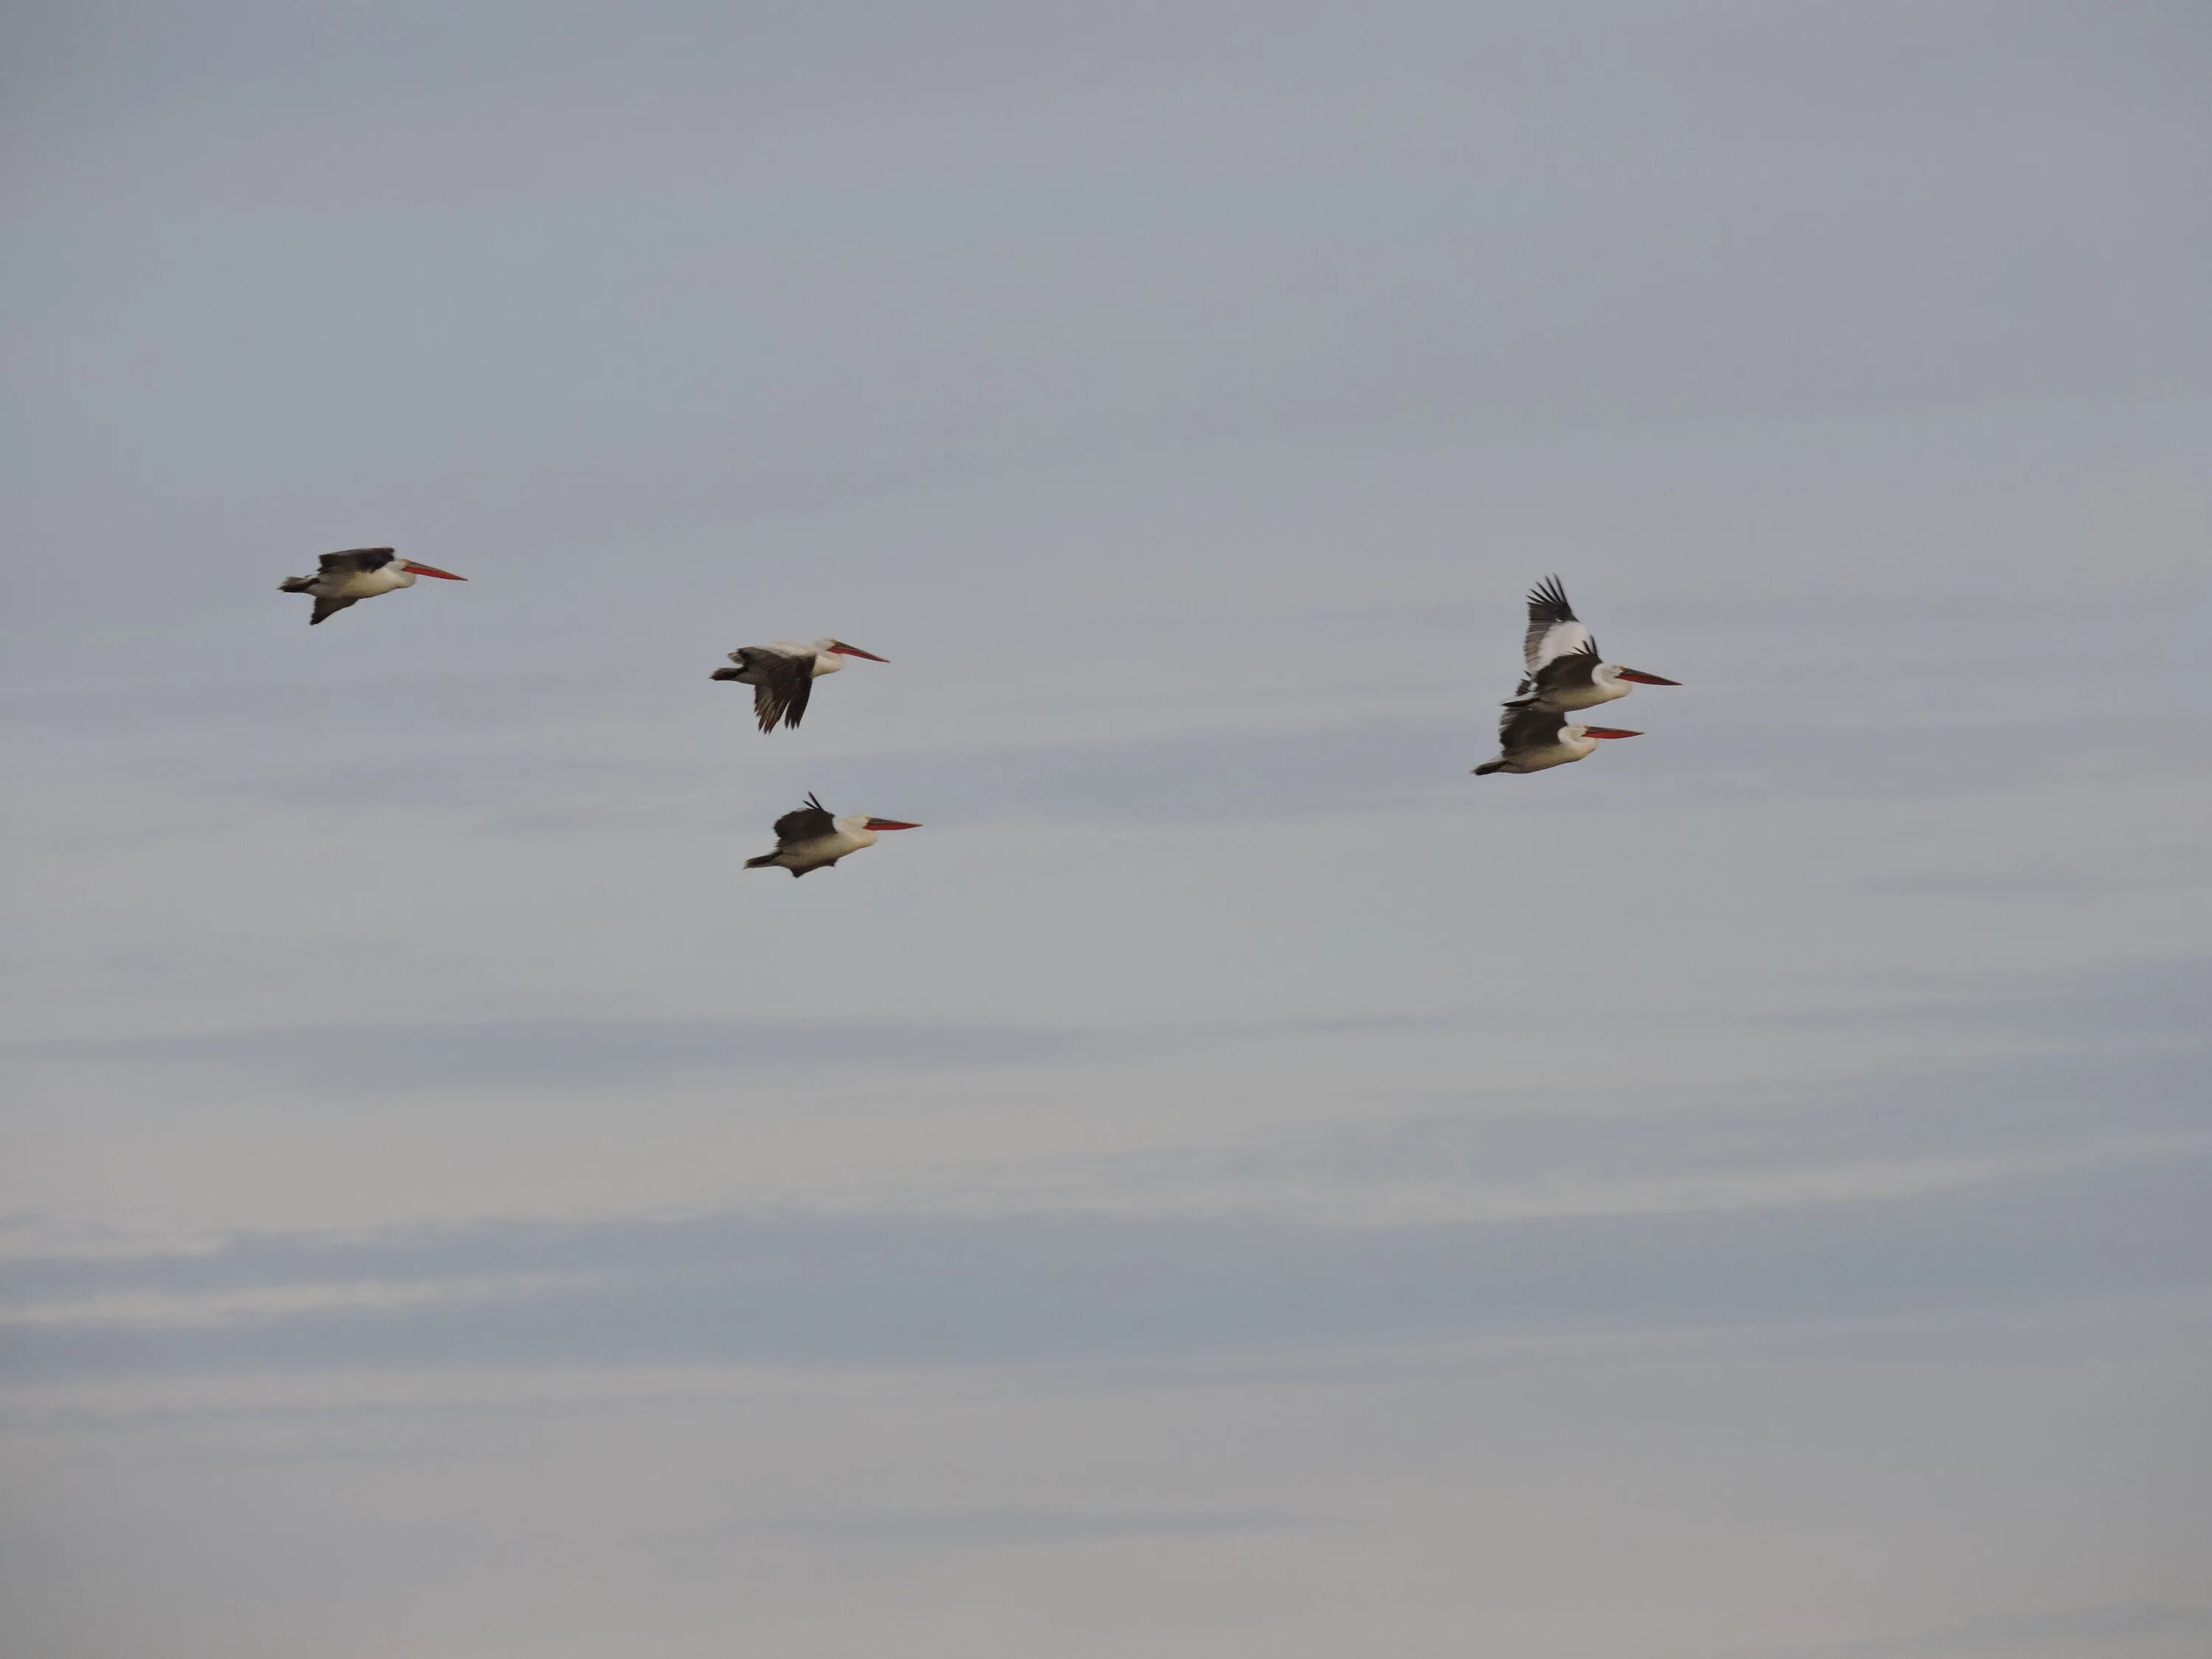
[1472,705,1641,775]
[712,639,888,733]
[278,548,467,625]
[744,793,921,877]
[1506,575,1677,713]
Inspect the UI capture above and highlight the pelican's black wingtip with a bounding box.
[1526,574,1575,619]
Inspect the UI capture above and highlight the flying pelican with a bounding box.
[278,548,467,625]
[1507,574,1677,712]
[745,793,920,877]
[1473,706,1641,775]
[712,639,888,733]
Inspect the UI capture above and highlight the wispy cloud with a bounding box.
[6,1150,2205,1380]
[745,1506,1323,1548]
[7,1013,1427,1091]
[1771,955,2211,1040]
[1104,1047,2211,1201]
[1728,1602,2212,1659]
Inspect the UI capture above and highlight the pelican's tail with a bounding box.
[743,853,779,869]
[278,574,316,593]
[1472,759,1508,776]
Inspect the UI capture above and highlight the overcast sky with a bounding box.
[4,2,2210,1655]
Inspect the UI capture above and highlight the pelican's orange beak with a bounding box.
[829,641,888,661]
[1584,727,1641,740]
[400,561,467,580]
[1615,668,1677,685]
[862,818,921,830]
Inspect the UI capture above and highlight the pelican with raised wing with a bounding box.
[745,793,920,877]
[279,548,467,625]
[1473,706,1641,776]
[712,639,888,733]
[1506,574,1677,712]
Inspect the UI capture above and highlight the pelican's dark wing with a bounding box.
[772,793,837,847]
[317,548,397,575]
[309,594,361,625]
[1497,703,1568,751]
[1508,638,1601,702]
[1522,574,1595,678]
[748,649,816,734]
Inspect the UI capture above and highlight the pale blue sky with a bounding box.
[3,3,2209,1655]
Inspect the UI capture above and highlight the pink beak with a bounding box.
[400,560,467,581]
[1583,727,1641,740]
[1615,668,1677,686]
[829,641,888,661]
[862,818,921,831]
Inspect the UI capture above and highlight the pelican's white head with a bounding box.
[811,639,888,676]
[1596,662,1676,689]
[833,813,922,846]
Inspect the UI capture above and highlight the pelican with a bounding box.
[745,793,920,877]
[1473,706,1641,775]
[712,639,888,733]
[1506,574,1677,712]
[278,548,466,625]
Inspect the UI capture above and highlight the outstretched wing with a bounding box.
[771,793,837,847]
[309,594,361,625]
[318,548,397,575]
[1522,574,1595,678]
[746,649,816,734]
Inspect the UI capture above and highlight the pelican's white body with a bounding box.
[1493,725,1601,773]
[315,564,420,603]
[1475,705,1639,776]
[714,636,890,732]
[279,549,467,625]
[762,815,880,874]
[1531,663,1634,713]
